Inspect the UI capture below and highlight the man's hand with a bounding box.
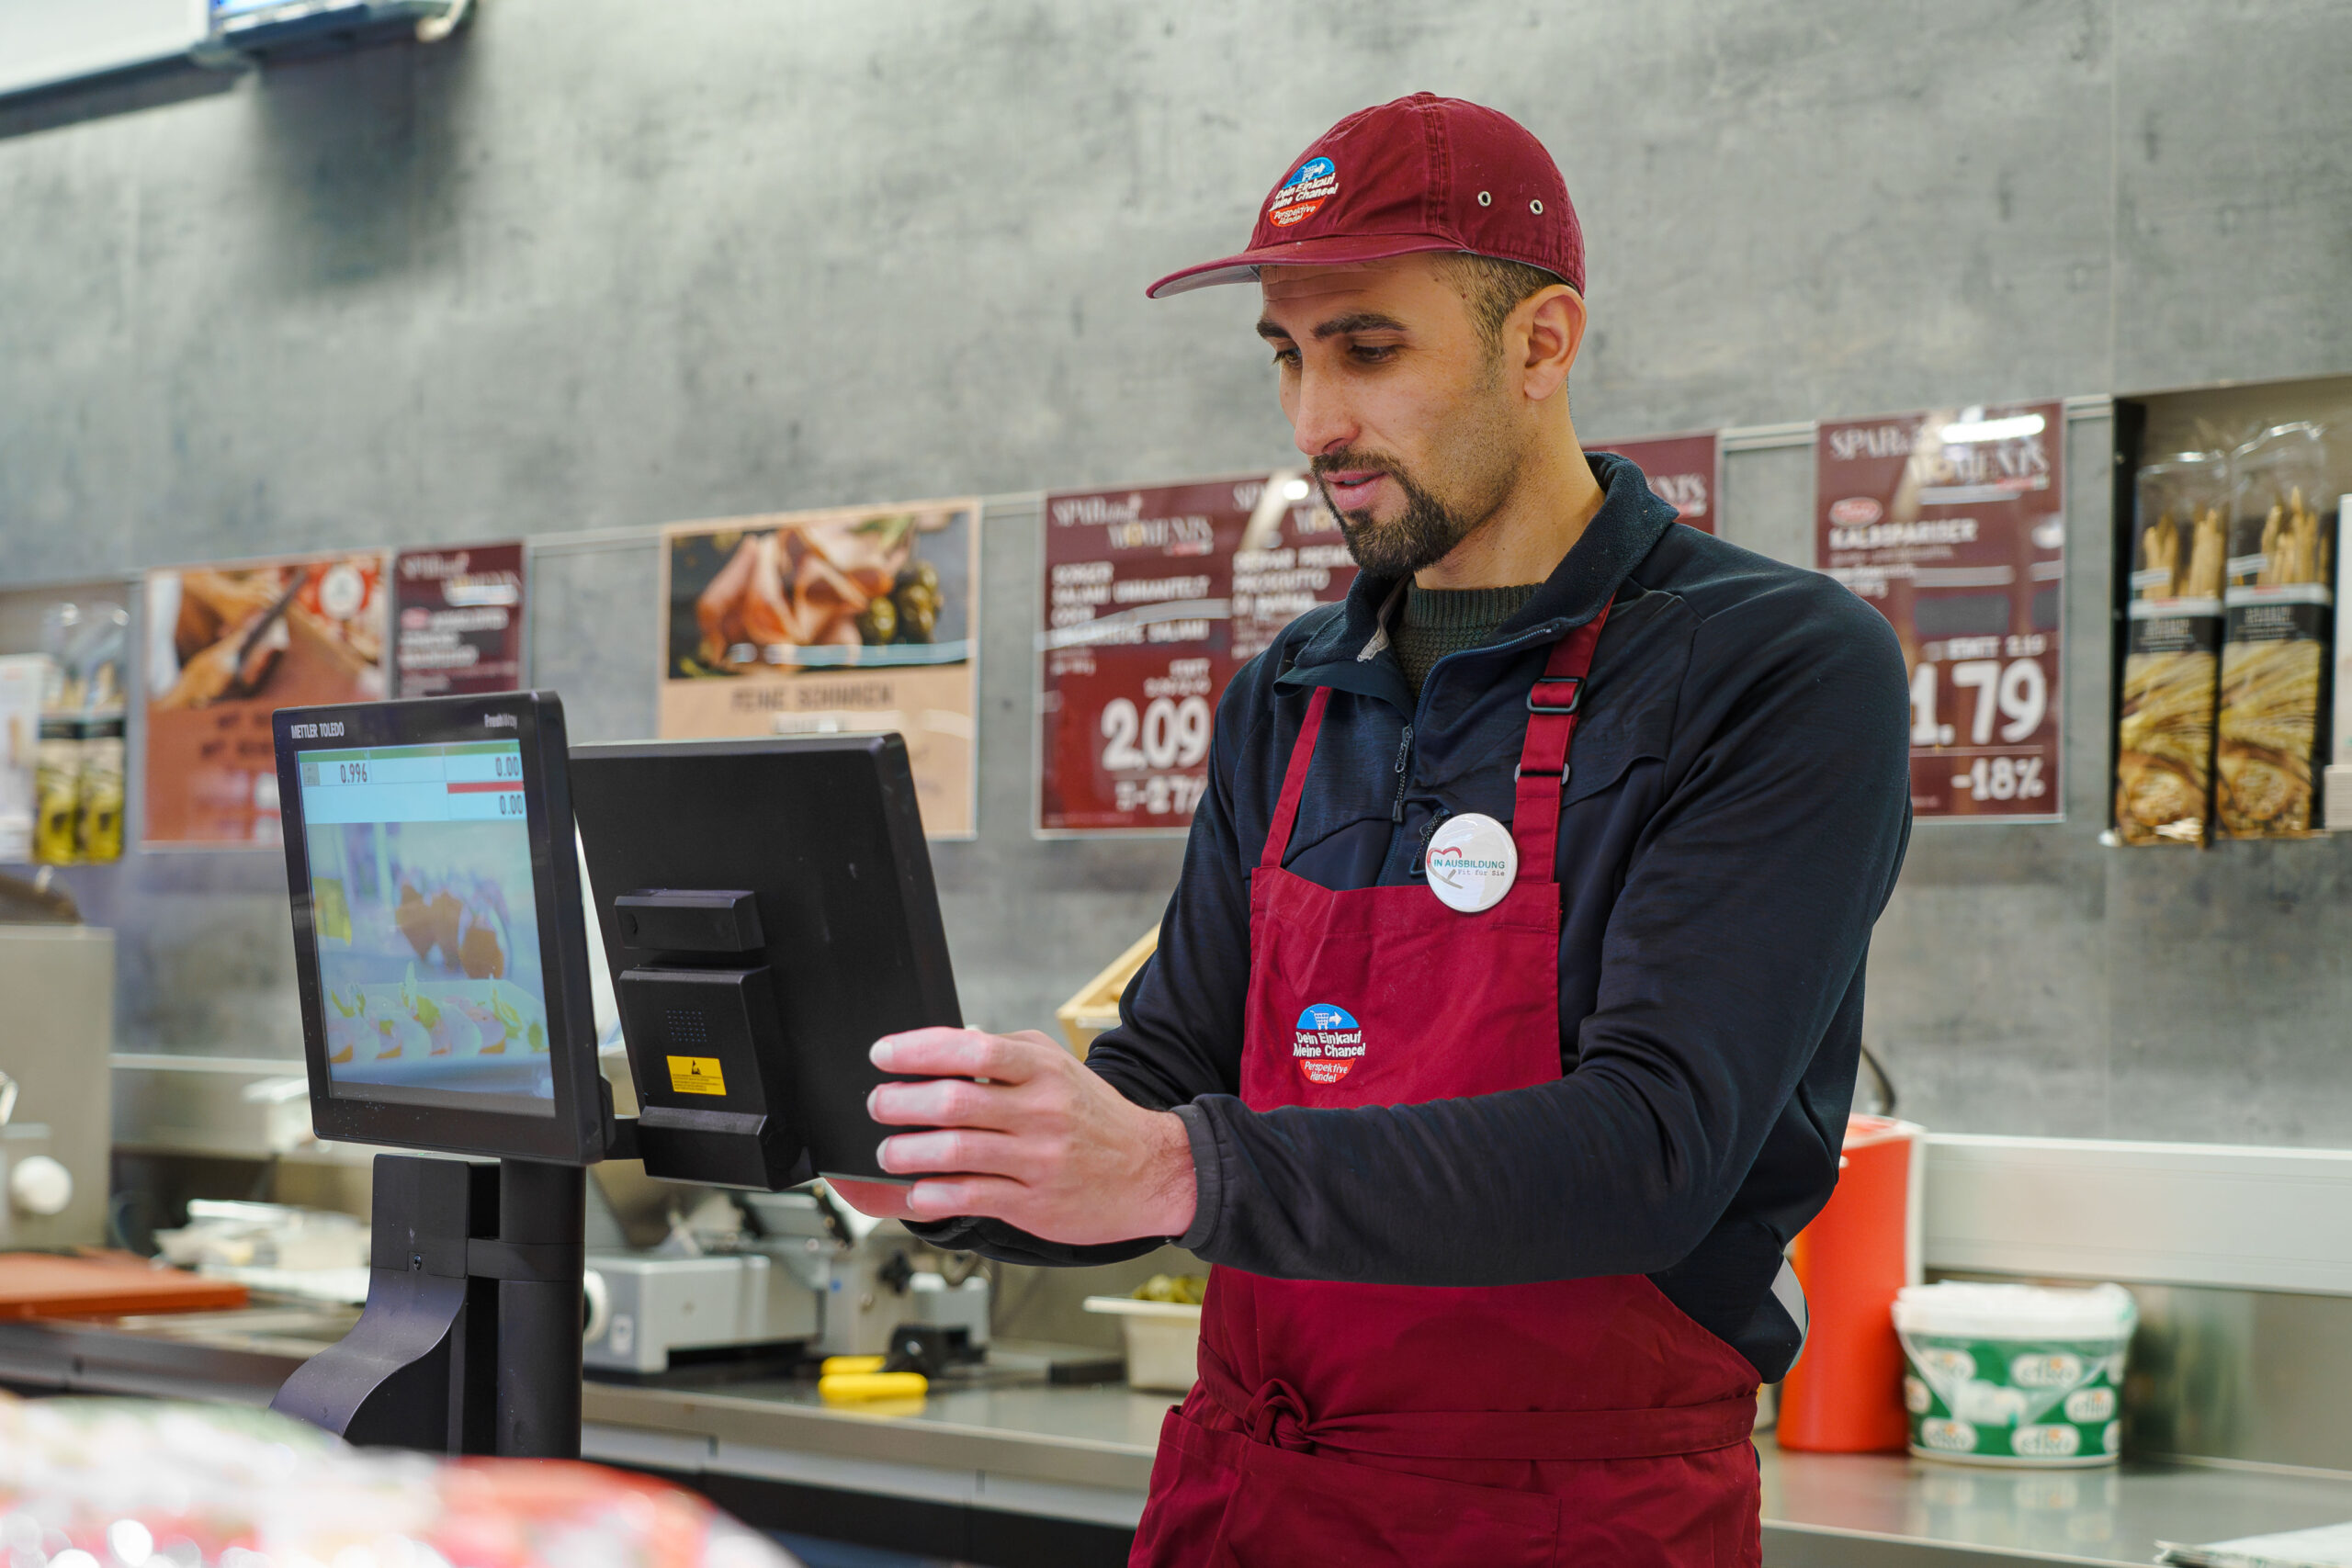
[826,1028,1198,1246]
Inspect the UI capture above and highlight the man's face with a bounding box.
[1257,256,1529,579]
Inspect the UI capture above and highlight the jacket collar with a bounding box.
[1279,451,1679,698]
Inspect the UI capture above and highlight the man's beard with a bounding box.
[1313,452,1483,580]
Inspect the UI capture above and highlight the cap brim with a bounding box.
[1146,233,1464,299]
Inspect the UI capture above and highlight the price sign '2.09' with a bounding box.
[1037,475,1357,834]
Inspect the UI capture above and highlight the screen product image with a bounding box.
[296,738,553,1115]
[276,693,604,1164]
[571,734,961,1185]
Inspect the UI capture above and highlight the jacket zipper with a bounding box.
[1408,810,1449,877]
[1388,620,1562,816]
[1389,723,1415,822]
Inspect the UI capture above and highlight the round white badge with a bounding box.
[1423,812,1519,913]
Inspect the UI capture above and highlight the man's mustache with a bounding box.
[1310,452,1399,478]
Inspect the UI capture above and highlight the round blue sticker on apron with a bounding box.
[1294,1004,1365,1085]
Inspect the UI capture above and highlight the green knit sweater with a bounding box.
[1393,582,1542,697]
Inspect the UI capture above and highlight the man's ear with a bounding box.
[1518,286,1586,403]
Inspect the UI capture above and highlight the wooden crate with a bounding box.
[1054,926,1159,1057]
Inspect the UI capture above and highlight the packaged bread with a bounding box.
[2216,423,2333,837]
[2115,453,2228,844]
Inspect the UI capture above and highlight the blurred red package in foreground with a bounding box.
[0,1390,798,1568]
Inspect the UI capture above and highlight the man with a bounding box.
[835,93,1911,1564]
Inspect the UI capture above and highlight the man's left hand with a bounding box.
[826,1028,1198,1246]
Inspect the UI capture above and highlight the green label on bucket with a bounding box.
[1899,1332,2127,1466]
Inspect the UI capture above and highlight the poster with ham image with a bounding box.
[298,738,554,1115]
[658,502,979,838]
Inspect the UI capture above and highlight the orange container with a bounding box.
[1776,1114,1922,1452]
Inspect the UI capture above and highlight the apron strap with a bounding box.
[1259,686,1332,873]
[1261,599,1612,878]
[1510,599,1612,881]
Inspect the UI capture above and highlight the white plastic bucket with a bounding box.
[1894,1282,2137,1467]
[1082,1295,1202,1393]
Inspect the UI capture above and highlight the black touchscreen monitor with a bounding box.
[570,733,960,1185]
[274,693,606,1164]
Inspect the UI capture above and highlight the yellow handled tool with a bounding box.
[820,1355,887,1376]
[819,1371,929,1403]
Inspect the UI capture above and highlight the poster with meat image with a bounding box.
[143,553,390,847]
[658,501,980,838]
[1816,402,2065,820]
[1037,473,1355,834]
[1586,432,1720,533]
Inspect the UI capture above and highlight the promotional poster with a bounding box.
[1037,473,1356,834]
[142,553,390,847]
[1588,432,1721,534]
[658,502,981,839]
[1816,402,2065,820]
[392,543,528,699]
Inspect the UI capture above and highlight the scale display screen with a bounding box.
[295,739,554,1117]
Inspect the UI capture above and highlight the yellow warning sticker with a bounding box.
[667,1055,727,1096]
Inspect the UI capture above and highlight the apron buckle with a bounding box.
[1526,674,1582,715]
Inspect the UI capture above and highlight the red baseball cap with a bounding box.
[1147,92,1583,299]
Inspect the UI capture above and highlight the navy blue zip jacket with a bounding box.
[916,454,1912,1380]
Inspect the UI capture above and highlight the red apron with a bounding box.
[1130,604,1764,1567]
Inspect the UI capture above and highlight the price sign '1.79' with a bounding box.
[1037,475,1357,834]
[1817,402,2065,820]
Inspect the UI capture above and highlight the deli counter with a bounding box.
[17,1068,2352,1568]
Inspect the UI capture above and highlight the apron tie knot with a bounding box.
[1245,1379,1316,1452]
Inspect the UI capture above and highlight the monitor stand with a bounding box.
[272,1152,591,1457]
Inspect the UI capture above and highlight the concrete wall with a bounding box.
[6,0,2352,1145]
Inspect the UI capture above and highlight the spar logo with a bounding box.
[1268,156,1338,228]
[1293,1003,1365,1085]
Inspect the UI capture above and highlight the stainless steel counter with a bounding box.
[582,1372,1164,1530]
[1759,1449,2352,1566]
[8,1307,2352,1565]
[579,1371,2352,1565]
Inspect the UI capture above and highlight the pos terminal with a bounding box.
[266,692,960,1457]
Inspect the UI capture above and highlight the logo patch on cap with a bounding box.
[1267,156,1338,228]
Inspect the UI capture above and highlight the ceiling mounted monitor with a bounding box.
[0,1,210,101]
[208,0,461,55]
